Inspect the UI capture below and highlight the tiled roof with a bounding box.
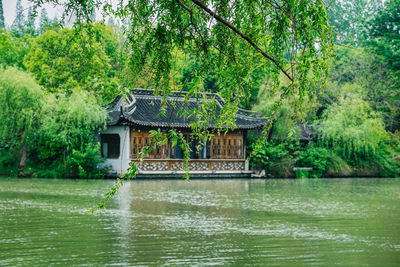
[296,123,317,141]
[106,89,268,129]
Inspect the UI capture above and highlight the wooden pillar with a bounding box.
[243,130,247,159]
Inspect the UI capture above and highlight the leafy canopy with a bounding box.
[0,67,43,151]
[24,23,122,102]
[0,30,30,69]
[32,0,333,123]
[366,0,400,74]
[326,0,383,45]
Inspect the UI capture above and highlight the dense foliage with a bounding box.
[366,0,400,74]
[0,30,29,68]
[0,67,107,178]
[28,0,333,137]
[24,23,123,102]
[248,0,400,178]
[36,91,107,176]
[320,95,388,161]
[296,146,351,178]
[0,68,43,170]
[327,0,383,45]
[0,0,398,180]
[251,45,400,177]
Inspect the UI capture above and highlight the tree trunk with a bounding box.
[18,142,27,170]
[267,123,274,142]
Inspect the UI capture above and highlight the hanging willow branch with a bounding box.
[186,0,294,82]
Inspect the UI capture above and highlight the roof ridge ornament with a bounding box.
[123,93,137,115]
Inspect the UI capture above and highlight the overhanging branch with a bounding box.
[187,0,294,82]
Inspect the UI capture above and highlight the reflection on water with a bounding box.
[0,178,399,266]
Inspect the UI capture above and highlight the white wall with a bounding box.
[100,126,130,174]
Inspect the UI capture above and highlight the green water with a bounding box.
[0,178,399,266]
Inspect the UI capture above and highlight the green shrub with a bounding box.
[355,153,399,177]
[294,169,311,178]
[66,143,108,179]
[297,145,351,178]
[251,140,296,177]
[374,153,399,177]
[21,164,66,178]
[0,150,18,176]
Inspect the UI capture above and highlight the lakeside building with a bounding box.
[101,89,268,177]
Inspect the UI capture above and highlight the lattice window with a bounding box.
[131,130,168,159]
[210,134,244,159]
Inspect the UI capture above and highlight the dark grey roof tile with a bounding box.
[106,89,268,129]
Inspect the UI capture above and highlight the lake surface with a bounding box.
[0,177,399,266]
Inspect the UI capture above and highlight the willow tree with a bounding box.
[32,0,333,105]
[0,68,43,170]
[320,94,389,161]
[32,0,334,207]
